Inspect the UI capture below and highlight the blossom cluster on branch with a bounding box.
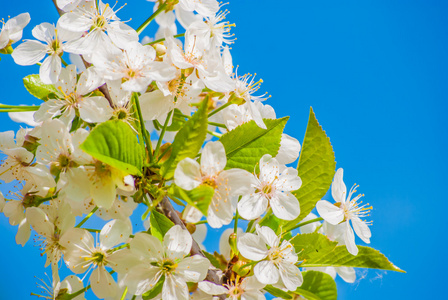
[0,0,403,299]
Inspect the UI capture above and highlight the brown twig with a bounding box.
[159,197,226,299]
[50,0,115,108]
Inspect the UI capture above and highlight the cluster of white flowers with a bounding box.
[0,0,379,299]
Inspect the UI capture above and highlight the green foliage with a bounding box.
[150,210,175,241]
[294,271,337,300]
[284,108,336,230]
[160,100,208,179]
[291,233,404,272]
[80,120,144,175]
[170,185,214,216]
[259,213,283,235]
[203,251,226,271]
[264,285,292,299]
[23,74,61,101]
[219,117,288,172]
[142,276,164,299]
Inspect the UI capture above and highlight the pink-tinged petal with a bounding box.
[270,192,301,221]
[26,207,54,238]
[237,233,268,261]
[164,225,192,260]
[16,218,31,246]
[123,264,162,295]
[254,260,279,285]
[201,141,227,176]
[255,225,279,248]
[336,267,356,283]
[278,262,303,291]
[332,168,347,203]
[100,219,131,250]
[12,40,46,65]
[90,267,118,299]
[344,222,358,256]
[316,200,344,225]
[130,232,164,261]
[238,193,268,220]
[174,158,202,190]
[163,274,189,300]
[351,217,371,244]
[177,255,210,282]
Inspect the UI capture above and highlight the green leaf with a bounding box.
[150,210,175,241]
[23,75,61,101]
[259,213,283,235]
[142,276,164,299]
[291,233,404,272]
[203,251,225,270]
[160,100,208,179]
[290,233,338,261]
[294,271,337,300]
[170,185,214,216]
[284,108,336,230]
[80,120,143,175]
[219,117,288,172]
[264,285,292,299]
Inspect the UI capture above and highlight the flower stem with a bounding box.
[208,101,232,118]
[136,2,167,35]
[234,209,239,235]
[132,92,154,163]
[120,287,128,300]
[287,217,324,232]
[146,33,185,45]
[154,109,174,159]
[75,207,98,228]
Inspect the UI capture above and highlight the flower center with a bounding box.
[202,176,217,189]
[158,258,177,274]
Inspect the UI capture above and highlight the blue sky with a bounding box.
[1,0,447,299]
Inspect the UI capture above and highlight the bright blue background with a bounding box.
[1,0,447,299]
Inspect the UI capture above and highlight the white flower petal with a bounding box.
[332,168,347,203]
[39,55,61,84]
[279,262,303,291]
[100,219,131,250]
[177,255,210,282]
[254,260,279,285]
[344,222,358,256]
[237,233,268,261]
[163,273,189,300]
[336,267,356,283]
[270,192,301,221]
[174,158,202,190]
[201,141,227,175]
[12,40,46,65]
[316,200,344,225]
[238,193,268,220]
[255,225,279,248]
[130,232,164,261]
[90,267,118,299]
[276,134,301,165]
[198,281,228,295]
[123,264,162,295]
[26,207,54,238]
[164,225,192,260]
[351,217,371,244]
[79,96,114,123]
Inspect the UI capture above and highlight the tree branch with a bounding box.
[158,197,226,299]
[50,0,115,108]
